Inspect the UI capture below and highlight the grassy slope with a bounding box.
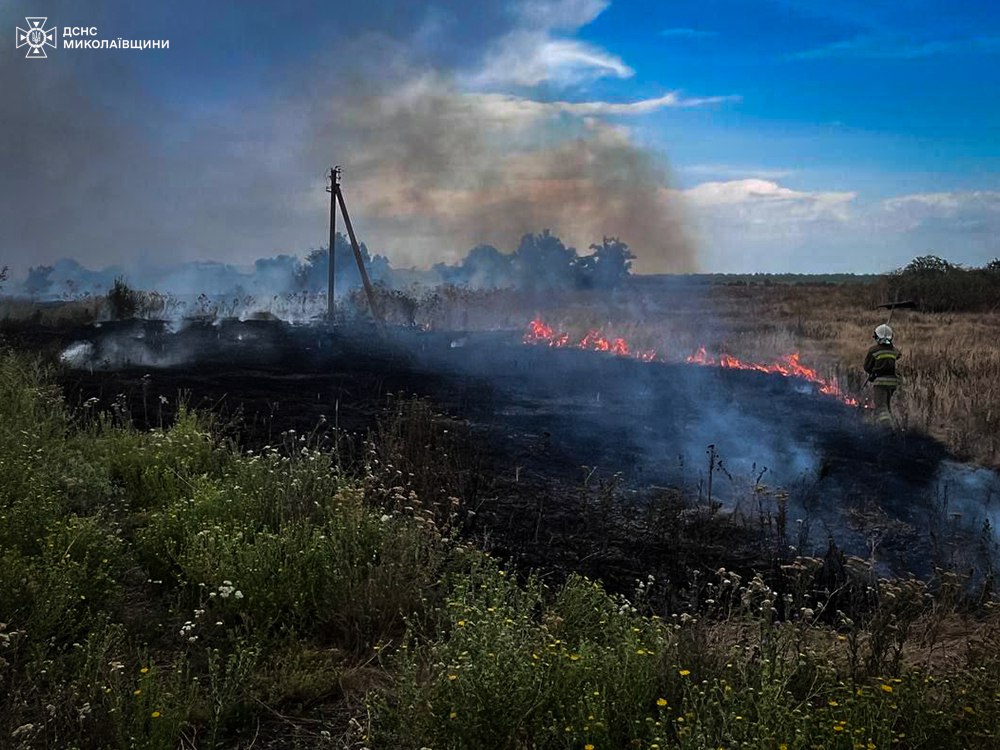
[1,349,1000,749]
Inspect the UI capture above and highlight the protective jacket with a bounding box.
[864,343,901,386]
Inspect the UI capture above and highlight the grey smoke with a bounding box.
[1,1,696,280]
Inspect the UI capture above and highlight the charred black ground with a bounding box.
[8,318,999,593]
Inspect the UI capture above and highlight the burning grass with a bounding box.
[437,281,1000,466]
[2,348,1000,749]
[5,273,999,468]
[523,316,859,407]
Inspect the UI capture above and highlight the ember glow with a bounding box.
[524,318,860,407]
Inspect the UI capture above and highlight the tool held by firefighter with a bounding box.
[863,297,914,428]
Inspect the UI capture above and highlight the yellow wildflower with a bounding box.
[151,711,161,718]
[656,698,668,707]
[679,669,691,677]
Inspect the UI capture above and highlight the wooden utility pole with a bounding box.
[325,166,383,329]
[327,167,338,320]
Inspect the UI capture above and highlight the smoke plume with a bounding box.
[0,1,707,278]
[324,74,697,273]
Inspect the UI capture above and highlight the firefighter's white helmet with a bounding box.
[874,324,893,345]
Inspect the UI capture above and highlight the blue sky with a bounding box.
[589,0,999,187]
[1,0,998,275]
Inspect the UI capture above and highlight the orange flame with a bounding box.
[524,318,860,407]
[524,318,657,361]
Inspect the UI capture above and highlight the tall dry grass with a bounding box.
[685,284,1000,466]
[416,281,1000,467]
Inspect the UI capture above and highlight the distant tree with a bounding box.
[107,276,140,319]
[584,236,635,289]
[24,265,54,298]
[512,230,578,290]
[437,244,514,288]
[295,233,384,294]
[0,265,7,293]
[901,255,955,275]
[890,254,1000,313]
[253,254,298,292]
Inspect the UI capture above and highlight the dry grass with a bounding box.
[413,281,1000,467]
[4,279,998,465]
[0,296,104,326]
[688,284,1000,467]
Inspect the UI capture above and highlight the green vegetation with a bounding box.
[888,255,1000,313]
[2,349,1000,749]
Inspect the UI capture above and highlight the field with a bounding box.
[377,280,1000,467]
[1,279,1000,749]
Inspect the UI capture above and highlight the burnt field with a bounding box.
[5,307,1000,749]
[14,316,1000,588]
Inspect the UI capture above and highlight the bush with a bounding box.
[106,276,142,319]
[887,255,1000,312]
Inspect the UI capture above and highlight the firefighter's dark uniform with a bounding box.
[864,342,901,428]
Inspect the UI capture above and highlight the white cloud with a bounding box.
[469,0,631,88]
[680,179,855,220]
[673,179,863,272]
[468,90,736,123]
[472,31,632,87]
[881,191,1000,214]
[514,0,609,30]
[877,191,1000,235]
[675,182,1000,272]
[680,163,795,180]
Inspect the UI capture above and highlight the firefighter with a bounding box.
[864,323,901,429]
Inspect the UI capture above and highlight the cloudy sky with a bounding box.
[1,0,997,276]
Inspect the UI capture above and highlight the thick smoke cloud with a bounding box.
[318,74,695,273]
[0,0,701,279]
